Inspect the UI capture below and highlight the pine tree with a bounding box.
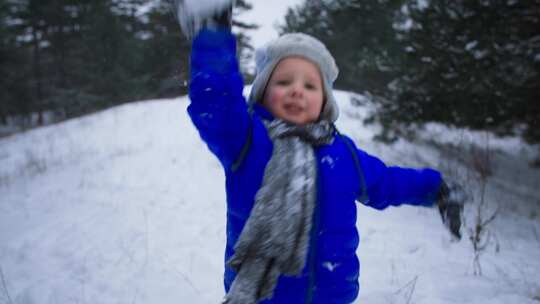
[384,0,540,145]
[233,0,258,76]
[142,0,191,97]
[0,0,24,124]
[280,0,540,150]
[4,0,51,124]
[0,0,257,130]
[281,0,405,95]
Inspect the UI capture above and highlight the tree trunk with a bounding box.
[37,110,44,126]
[533,148,540,168]
[32,25,45,127]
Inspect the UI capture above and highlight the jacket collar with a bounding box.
[252,103,275,121]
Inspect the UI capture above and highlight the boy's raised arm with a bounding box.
[187,28,251,169]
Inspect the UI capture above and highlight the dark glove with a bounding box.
[172,0,233,40]
[437,181,465,240]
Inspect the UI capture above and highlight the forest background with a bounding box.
[1,0,538,160]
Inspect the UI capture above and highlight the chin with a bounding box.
[291,118,313,125]
[282,116,305,125]
[277,112,315,125]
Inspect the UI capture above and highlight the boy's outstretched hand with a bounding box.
[437,181,465,240]
[172,0,233,40]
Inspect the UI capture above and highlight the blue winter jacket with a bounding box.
[187,29,442,304]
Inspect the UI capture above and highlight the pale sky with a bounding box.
[238,0,304,49]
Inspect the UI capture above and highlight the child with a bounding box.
[186,21,462,304]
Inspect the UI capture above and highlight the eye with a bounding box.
[305,83,317,90]
[275,79,291,86]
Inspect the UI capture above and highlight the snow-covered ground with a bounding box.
[1,91,540,304]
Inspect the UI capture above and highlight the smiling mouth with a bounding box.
[284,104,303,115]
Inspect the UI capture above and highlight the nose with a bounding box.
[290,83,304,98]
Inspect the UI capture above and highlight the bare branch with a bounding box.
[480,205,500,227]
[393,275,419,304]
[0,265,14,304]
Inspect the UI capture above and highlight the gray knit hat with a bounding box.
[248,33,340,122]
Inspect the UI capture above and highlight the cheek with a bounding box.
[266,89,285,107]
[309,94,324,115]
[304,98,323,122]
[262,88,284,113]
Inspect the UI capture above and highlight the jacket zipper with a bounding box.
[305,170,321,304]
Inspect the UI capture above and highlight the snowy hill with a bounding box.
[1,91,539,304]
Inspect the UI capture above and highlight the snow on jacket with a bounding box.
[187,29,442,304]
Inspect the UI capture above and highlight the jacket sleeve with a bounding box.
[356,148,443,210]
[187,29,250,169]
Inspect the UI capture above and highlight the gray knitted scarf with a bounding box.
[223,119,334,304]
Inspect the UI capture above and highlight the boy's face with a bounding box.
[262,56,324,125]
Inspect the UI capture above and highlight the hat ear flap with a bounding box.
[254,47,269,75]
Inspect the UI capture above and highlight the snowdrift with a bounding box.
[1,91,539,304]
